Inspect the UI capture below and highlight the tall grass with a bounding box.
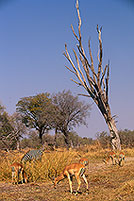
[0,148,81,183]
[1,145,134,183]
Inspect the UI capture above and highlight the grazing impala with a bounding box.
[49,163,88,194]
[79,158,89,166]
[11,162,27,184]
[103,151,116,165]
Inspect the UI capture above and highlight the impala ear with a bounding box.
[52,167,58,177]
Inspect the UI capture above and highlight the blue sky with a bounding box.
[0,0,134,138]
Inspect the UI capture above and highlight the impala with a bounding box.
[11,162,27,184]
[49,163,88,194]
[103,151,116,165]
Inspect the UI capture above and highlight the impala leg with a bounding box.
[12,171,15,184]
[23,171,28,183]
[114,156,117,165]
[114,156,118,165]
[75,174,81,194]
[110,156,114,165]
[82,174,89,192]
[19,169,23,184]
[17,169,20,184]
[122,157,125,165]
[67,173,73,194]
[11,166,16,184]
[12,169,18,184]
[119,157,124,166]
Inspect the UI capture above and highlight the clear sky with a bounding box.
[0,0,134,139]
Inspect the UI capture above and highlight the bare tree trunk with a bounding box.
[16,140,20,150]
[97,102,121,150]
[107,120,121,150]
[64,0,121,150]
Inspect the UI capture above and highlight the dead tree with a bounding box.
[63,0,121,150]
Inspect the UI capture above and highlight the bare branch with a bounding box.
[100,64,109,98]
[73,49,87,83]
[78,93,91,98]
[76,0,82,44]
[71,24,79,41]
[70,78,83,86]
[100,64,108,85]
[88,39,98,83]
[64,44,86,88]
[65,65,77,75]
[64,44,97,99]
[97,25,103,85]
[106,63,110,104]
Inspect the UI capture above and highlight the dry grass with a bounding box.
[0,146,134,200]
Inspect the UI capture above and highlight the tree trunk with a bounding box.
[107,119,121,150]
[63,131,70,149]
[16,140,20,150]
[39,130,43,144]
[54,128,58,148]
[100,105,121,150]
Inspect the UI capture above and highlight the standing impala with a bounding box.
[11,162,27,184]
[49,162,88,194]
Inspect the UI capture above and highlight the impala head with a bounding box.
[53,177,60,187]
[118,152,125,167]
[79,158,89,166]
[48,168,58,188]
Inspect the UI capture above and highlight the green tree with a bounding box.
[0,104,13,150]
[118,129,134,148]
[16,93,55,143]
[96,131,110,149]
[9,112,27,150]
[0,105,27,150]
[52,90,91,148]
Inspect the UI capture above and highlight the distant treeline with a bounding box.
[0,90,133,150]
[16,129,134,150]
